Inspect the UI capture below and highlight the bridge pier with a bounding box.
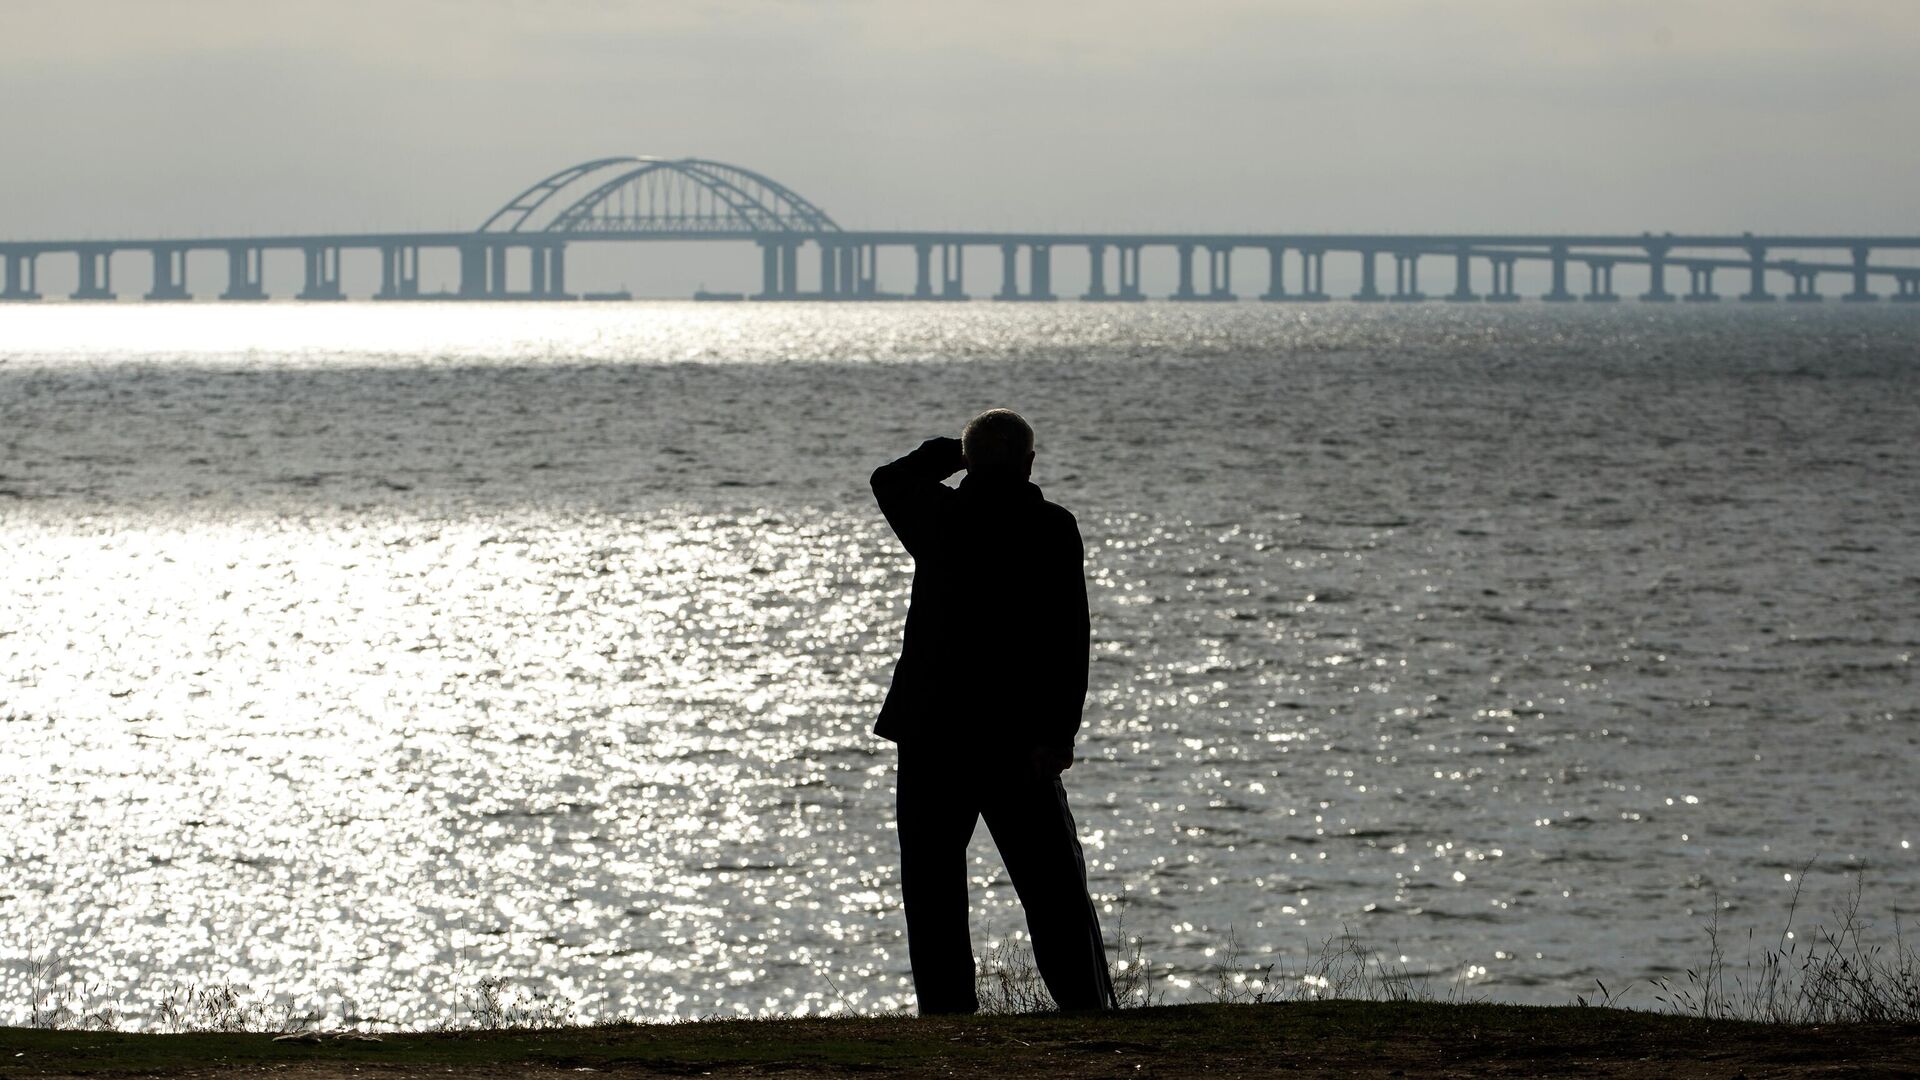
[1115,244,1143,300]
[843,242,865,297]
[1029,244,1055,300]
[1172,243,1197,300]
[1543,244,1575,301]
[1446,247,1476,301]
[1081,243,1109,300]
[1640,244,1675,302]
[1784,263,1823,302]
[1584,259,1618,301]
[144,246,192,301]
[529,243,550,297]
[72,246,115,300]
[376,244,422,300]
[1352,249,1384,302]
[1893,272,1920,303]
[1206,245,1235,300]
[940,244,966,299]
[489,245,510,298]
[1390,251,1425,301]
[221,246,267,300]
[817,241,839,298]
[299,244,344,301]
[1844,246,1878,301]
[995,243,1018,300]
[760,240,789,299]
[992,243,1051,301]
[913,243,933,299]
[459,240,487,298]
[1297,250,1329,301]
[1486,256,1520,302]
[1683,263,1720,301]
[1741,246,1774,301]
[1259,245,1288,300]
[3,250,40,301]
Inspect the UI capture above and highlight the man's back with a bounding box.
[870,437,1090,749]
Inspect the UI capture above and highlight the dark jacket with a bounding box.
[870,438,1090,750]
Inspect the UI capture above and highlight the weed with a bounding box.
[1652,863,1920,1024]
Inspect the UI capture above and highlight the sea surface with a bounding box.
[2,302,1916,1027]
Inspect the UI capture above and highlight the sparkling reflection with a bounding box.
[2,302,1916,1026]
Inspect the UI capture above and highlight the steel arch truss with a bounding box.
[478,158,840,236]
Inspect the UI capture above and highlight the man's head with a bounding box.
[962,408,1035,479]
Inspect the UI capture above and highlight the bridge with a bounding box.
[2,156,1918,304]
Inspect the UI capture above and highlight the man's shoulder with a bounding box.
[1035,497,1082,541]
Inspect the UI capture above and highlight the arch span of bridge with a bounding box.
[2,156,1919,304]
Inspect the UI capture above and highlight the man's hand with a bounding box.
[918,436,965,479]
[1028,745,1074,783]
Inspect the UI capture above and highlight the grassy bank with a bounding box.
[5,1000,1918,1078]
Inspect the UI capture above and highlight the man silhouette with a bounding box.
[870,408,1115,1015]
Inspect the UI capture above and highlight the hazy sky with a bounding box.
[3,0,1917,239]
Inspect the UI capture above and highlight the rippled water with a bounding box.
[2,302,1916,1026]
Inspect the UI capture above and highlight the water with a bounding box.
[2,302,1916,1026]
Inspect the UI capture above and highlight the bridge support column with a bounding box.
[1892,272,1920,303]
[377,244,422,300]
[1390,252,1425,301]
[996,243,1020,300]
[1784,264,1822,302]
[818,241,839,298]
[1298,250,1329,301]
[298,244,344,300]
[1487,256,1520,302]
[1206,245,1235,300]
[1844,246,1877,301]
[913,243,933,299]
[145,246,191,301]
[458,241,485,298]
[940,244,966,300]
[488,245,510,298]
[221,246,267,300]
[1640,245,1674,302]
[1116,245,1143,300]
[72,247,114,300]
[1081,243,1108,300]
[1259,245,1288,300]
[1352,249,1383,301]
[1741,246,1773,301]
[3,250,41,301]
[1683,263,1720,301]
[529,243,549,297]
[1172,243,1196,300]
[1029,244,1055,300]
[781,243,799,299]
[1584,260,1618,302]
[759,241,781,299]
[840,245,860,298]
[1543,244,1575,301]
[1446,247,1476,301]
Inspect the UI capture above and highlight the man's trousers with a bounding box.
[895,740,1116,1014]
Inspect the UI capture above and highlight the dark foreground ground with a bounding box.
[4,1002,1916,1079]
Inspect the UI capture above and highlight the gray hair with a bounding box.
[962,408,1035,470]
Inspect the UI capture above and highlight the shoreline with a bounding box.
[5,1001,1918,1078]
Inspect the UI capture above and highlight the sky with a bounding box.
[1,1,1915,294]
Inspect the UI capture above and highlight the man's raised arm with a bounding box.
[871,436,965,559]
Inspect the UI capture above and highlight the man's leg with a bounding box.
[983,774,1116,1011]
[896,742,982,1014]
